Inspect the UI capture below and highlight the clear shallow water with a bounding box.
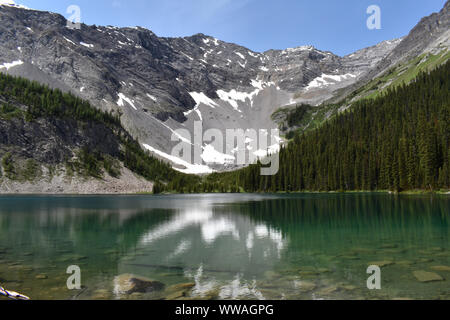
[0,193,448,300]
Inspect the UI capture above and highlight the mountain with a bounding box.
[0,71,199,193]
[0,1,448,175]
[207,60,450,193]
[329,0,450,104]
[0,2,405,173]
[271,1,449,138]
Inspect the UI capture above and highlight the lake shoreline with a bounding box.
[156,189,450,196]
[0,189,448,196]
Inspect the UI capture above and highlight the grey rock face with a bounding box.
[376,0,450,75]
[329,1,450,104]
[0,115,121,165]
[0,2,447,172]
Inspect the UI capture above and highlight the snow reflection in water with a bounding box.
[122,203,286,299]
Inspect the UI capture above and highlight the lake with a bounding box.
[0,193,448,300]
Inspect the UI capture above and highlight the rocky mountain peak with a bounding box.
[1,2,447,173]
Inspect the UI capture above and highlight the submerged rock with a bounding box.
[294,280,316,292]
[429,266,450,272]
[318,286,338,295]
[396,260,415,266]
[166,282,195,292]
[164,282,195,300]
[113,274,165,295]
[196,288,220,300]
[91,289,111,300]
[412,270,444,282]
[367,261,394,268]
[259,289,284,300]
[340,284,358,291]
[165,290,187,300]
[205,290,221,300]
[22,267,34,272]
[129,292,144,299]
[434,252,449,258]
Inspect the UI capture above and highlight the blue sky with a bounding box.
[17,0,447,56]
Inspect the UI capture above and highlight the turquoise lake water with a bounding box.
[0,193,448,300]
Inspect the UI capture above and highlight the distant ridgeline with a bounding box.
[0,60,448,194]
[0,72,199,188]
[204,60,450,193]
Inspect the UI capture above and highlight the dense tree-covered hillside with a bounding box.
[203,60,449,193]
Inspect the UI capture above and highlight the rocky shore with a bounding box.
[0,167,153,194]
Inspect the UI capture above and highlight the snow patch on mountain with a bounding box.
[80,42,94,48]
[238,61,247,68]
[283,46,315,54]
[253,143,281,158]
[216,88,260,111]
[184,105,203,121]
[143,144,213,174]
[117,93,137,110]
[0,60,23,70]
[235,52,245,60]
[146,93,157,102]
[201,144,235,165]
[189,92,219,108]
[63,37,76,45]
[215,80,274,111]
[251,79,275,90]
[306,73,357,90]
[180,52,194,61]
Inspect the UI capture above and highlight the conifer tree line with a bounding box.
[205,60,450,193]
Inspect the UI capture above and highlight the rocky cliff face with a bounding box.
[0,1,448,173]
[374,0,449,77]
[0,104,155,194]
[329,1,450,104]
[0,116,120,164]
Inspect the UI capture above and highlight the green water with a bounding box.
[0,193,448,300]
